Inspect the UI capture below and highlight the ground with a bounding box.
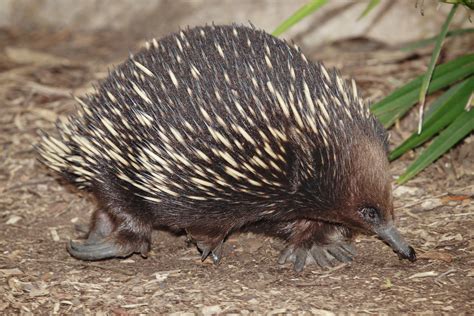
[0,27,473,314]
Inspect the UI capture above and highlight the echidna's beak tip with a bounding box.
[375,224,416,262]
[396,244,416,262]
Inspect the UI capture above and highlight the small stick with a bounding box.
[32,259,135,276]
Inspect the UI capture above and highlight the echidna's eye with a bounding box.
[359,207,380,224]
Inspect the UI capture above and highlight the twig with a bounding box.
[2,178,55,192]
[435,211,474,218]
[31,259,135,276]
[434,268,456,286]
[394,184,474,210]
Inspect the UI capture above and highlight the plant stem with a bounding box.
[272,0,328,36]
[417,4,458,134]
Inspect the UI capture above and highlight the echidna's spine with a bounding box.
[38,24,387,210]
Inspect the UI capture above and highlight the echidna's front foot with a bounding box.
[187,229,227,264]
[278,242,356,272]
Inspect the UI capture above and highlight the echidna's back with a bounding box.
[38,24,385,209]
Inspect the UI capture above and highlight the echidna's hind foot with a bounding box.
[278,242,356,272]
[67,238,131,260]
[83,208,115,245]
[67,230,151,261]
[67,208,151,261]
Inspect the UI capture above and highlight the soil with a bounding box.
[0,27,473,315]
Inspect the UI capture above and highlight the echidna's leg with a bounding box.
[67,186,153,261]
[83,208,115,245]
[67,209,152,260]
[186,227,229,264]
[197,239,224,264]
[275,220,356,272]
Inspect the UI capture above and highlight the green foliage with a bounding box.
[357,0,381,20]
[273,1,473,183]
[417,4,458,134]
[371,54,474,128]
[440,0,474,10]
[397,107,473,183]
[400,28,474,52]
[390,77,474,161]
[272,0,328,36]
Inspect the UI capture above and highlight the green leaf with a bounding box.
[357,0,381,20]
[390,76,474,160]
[397,108,474,184]
[418,4,458,133]
[440,0,474,9]
[400,28,474,52]
[371,54,474,127]
[272,0,328,36]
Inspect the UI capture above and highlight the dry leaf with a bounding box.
[408,271,438,279]
[49,228,60,241]
[393,185,423,197]
[439,233,463,242]
[420,199,442,210]
[440,195,471,203]
[28,108,59,122]
[0,268,23,276]
[381,277,393,289]
[418,251,453,263]
[5,47,69,65]
[202,305,222,316]
[26,81,72,97]
[6,215,22,225]
[310,308,336,316]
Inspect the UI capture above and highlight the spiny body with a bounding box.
[38,24,415,270]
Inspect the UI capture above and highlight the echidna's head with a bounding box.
[314,129,416,262]
[347,135,415,262]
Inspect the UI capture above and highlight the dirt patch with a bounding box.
[0,28,473,314]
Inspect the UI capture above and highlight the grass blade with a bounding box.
[440,0,474,9]
[389,76,474,160]
[272,0,328,36]
[357,0,381,20]
[400,28,474,52]
[371,54,474,127]
[397,108,474,184]
[417,4,458,133]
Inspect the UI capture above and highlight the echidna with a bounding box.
[37,24,416,272]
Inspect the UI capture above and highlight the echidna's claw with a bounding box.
[279,242,356,272]
[341,244,357,256]
[209,241,223,264]
[198,242,212,262]
[197,240,224,264]
[277,245,294,265]
[309,245,331,268]
[294,247,308,272]
[326,245,353,263]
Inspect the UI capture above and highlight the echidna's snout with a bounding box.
[375,224,416,262]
